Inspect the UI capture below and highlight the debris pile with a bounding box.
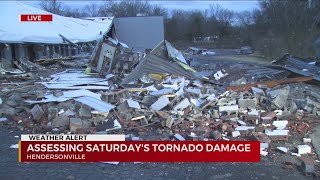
[0,39,320,175]
[1,69,320,141]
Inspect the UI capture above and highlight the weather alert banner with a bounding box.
[19,135,260,162]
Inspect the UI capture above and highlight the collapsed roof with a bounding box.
[121,40,197,84]
[0,1,113,44]
[272,54,320,81]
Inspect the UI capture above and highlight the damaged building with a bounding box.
[114,16,164,52]
[0,2,166,75]
[85,16,165,53]
[0,1,115,72]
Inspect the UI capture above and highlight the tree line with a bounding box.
[40,0,320,59]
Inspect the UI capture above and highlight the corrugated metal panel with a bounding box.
[121,54,196,84]
[75,96,115,112]
[41,69,110,90]
[273,55,320,81]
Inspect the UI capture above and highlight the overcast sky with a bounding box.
[21,1,259,12]
[154,1,259,12]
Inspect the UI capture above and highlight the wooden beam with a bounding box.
[228,76,313,92]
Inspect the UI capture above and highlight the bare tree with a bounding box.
[208,4,235,37]
[209,4,235,26]
[39,0,64,15]
[83,3,101,17]
[100,0,151,17]
[237,11,253,27]
[188,10,206,40]
[167,10,191,40]
[150,4,168,17]
[63,6,85,18]
[245,0,320,59]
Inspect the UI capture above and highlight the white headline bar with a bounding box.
[21,134,125,141]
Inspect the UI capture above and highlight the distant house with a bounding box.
[114,16,164,52]
[193,36,218,43]
[0,1,114,70]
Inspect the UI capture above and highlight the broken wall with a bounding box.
[88,37,140,77]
